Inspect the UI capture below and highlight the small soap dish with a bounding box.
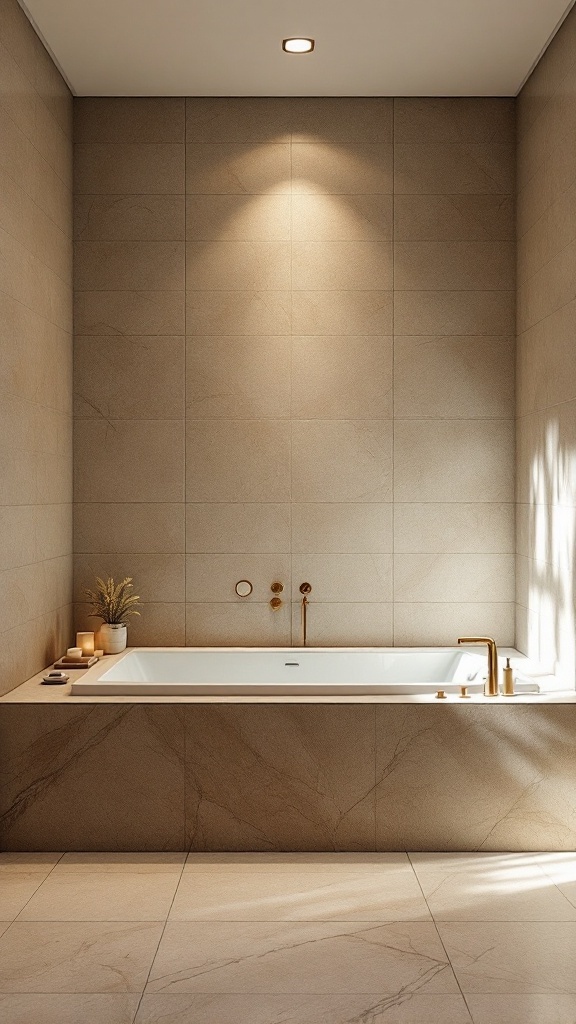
[42,671,69,685]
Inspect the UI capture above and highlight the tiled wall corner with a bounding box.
[0,0,73,694]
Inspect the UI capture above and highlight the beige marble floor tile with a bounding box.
[169,869,430,922]
[411,853,576,921]
[0,921,163,993]
[0,993,140,1024]
[18,871,181,921]
[57,853,186,873]
[467,994,576,1023]
[136,992,472,1023]
[0,874,49,920]
[184,853,412,872]
[147,921,458,994]
[438,922,576,993]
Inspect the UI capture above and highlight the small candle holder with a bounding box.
[76,631,95,657]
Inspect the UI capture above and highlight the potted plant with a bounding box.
[83,576,141,654]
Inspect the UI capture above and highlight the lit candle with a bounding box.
[76,631,95,657]
[67,647,82,658]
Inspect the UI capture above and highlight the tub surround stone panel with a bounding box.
[2,704,576,852]
[516,2,576,688]
[73,96,516,649]
[0,0,73,695]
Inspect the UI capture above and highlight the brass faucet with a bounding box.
[300,583,312,646]
[457,637,499,696]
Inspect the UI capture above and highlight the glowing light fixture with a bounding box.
[282,38,315,54]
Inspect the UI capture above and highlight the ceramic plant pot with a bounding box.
[99,623,127,654]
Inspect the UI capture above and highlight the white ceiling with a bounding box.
[21,0,575,97]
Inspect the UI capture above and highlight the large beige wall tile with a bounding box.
[74,291,185,336]
[292,194,393,241]
[75,195,185,241]
[186,291,291,335]
[75,503,185,554]
[74,241,185,291]
[74,337,185,419]
[74,98,185,143]
[75,553,184,605]
[292,504,392,554]
[292,291,393,335]
[186,504,290,554]
[395,144,515,195]
[292,420,393,502]
[394,603,515,646]
[394,420,514,503]
[186,144,291,194]
[395,241,515,291]
[186,337,290,418]
[74,144,185,194]
[292,144,393,195]
[186,602,291,646]
[186,554,290,603]
[517,240,576,332]
[394,504,514,555]
[75,601,186,646]
[291,554,392,602]
[394,290,515,336]
[291,603,394,646]
[186,194,290,240]
[394,337,514,418]
[186,98,293,143]
[517,183,576,283]
[394,98,515,144]
[292,337,392,419]
[517,302,576,416]
[292,241,393,291]
[186,420,290,502]
[396,194,516,244]
[394,553,515,603]
[290,97,393,142]
[74,420,185,502]
[186,241,290,290]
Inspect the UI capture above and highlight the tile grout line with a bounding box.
[6,853,65,931]
[406,852,476,1024]
[131,856,188,1023]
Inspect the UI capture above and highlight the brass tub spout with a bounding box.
[299,583,312,646]
[457,636,499,697]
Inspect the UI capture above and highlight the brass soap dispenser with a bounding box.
[502,657,515,695]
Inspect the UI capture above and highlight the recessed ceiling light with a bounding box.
[282,38,315,54]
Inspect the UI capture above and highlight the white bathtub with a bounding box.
[70,647,540,697]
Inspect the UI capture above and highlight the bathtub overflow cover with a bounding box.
[285,662,299,666]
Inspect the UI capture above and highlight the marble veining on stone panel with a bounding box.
[146,920,458,995]
[0,706,186,851]
[375,706,576,851]
[184,706,376,851]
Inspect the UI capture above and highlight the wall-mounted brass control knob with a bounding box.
[271,581,284,594]
[270,597,283,610]
[299,582,312,595]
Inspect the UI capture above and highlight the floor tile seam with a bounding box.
[131,853,188,1023]
[407,852,475,1022]
[9,854,65,927]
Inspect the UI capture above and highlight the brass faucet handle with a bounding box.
[270,597,283,610]
[299,582,312,595]
[271,581,284,594]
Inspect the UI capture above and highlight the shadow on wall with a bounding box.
[520,412,576,686]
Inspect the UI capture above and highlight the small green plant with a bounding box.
[83,576,141,625]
